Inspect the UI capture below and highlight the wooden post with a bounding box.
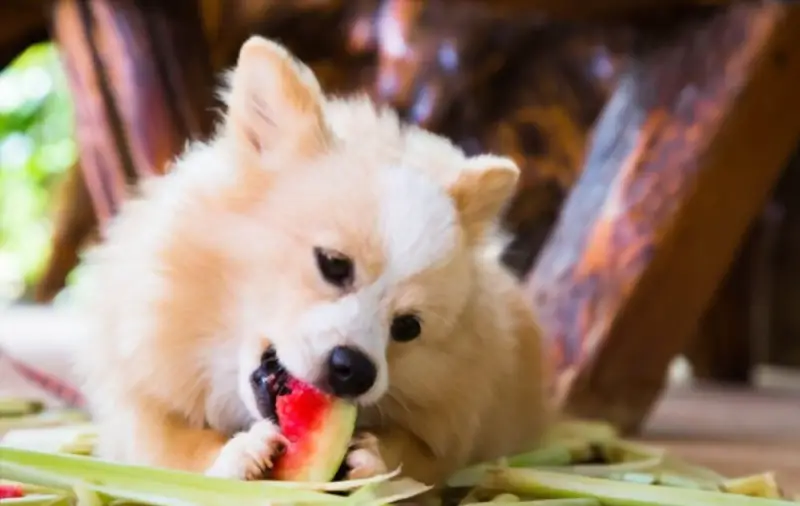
[683,227,759,384]
[50,0,217,227]
[527,3,800,433]
[34,163,98,303]
[764,153,800,369]
[35,0,218,299]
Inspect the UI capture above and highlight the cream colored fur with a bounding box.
[72,36,549,487]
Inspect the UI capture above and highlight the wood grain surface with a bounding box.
[527,2,800,433]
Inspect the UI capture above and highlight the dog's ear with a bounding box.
[448,154,520,241]
[225,36,330,165]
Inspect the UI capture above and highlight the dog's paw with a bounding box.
[205,420,288,480]
[346,432,388,480]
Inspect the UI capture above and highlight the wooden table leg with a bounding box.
[35,0,218,299]
[762,154,800,370]
[33,163,98,303]
[683,229,758,384]
[527,3,800,433]
[50,0,217,227]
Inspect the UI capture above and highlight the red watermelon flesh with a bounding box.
[0,484,24,499]
[271,377,356,482]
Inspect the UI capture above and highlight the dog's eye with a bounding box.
[314,247,354,287]
[390,314,422,342]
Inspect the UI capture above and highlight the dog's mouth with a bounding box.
[248,346,351,482]
[249,346,292,424]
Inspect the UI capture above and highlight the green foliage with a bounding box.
[0,42,76,303]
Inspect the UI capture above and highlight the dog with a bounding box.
[72,35,549,487]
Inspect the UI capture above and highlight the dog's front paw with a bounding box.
[205,420,288,480]
[345,432,388,480]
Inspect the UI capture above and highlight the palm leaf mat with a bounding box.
[0,398,797,505]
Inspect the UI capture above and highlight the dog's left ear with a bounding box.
[225,36,330,166]
[448,154,520,241]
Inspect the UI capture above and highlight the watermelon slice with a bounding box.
[250,348,357,482]
[0,483,24,499]
[271,377,357,482]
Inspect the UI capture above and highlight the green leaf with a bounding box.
[0,447,344,505]
[481,468,799,506]
[0,494,71,506]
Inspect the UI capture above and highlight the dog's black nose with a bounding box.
[326,345,376,398]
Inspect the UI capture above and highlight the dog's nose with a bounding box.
[326,345,376,398]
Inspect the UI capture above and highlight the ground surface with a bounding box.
[642,381,800,494]
[2,305,799,494]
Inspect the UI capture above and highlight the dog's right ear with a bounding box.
[225,36,330,166]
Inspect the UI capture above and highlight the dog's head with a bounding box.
[213,37,520,416]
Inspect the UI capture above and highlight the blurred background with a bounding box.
[1,0,800,490]
[1,42,76,304]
